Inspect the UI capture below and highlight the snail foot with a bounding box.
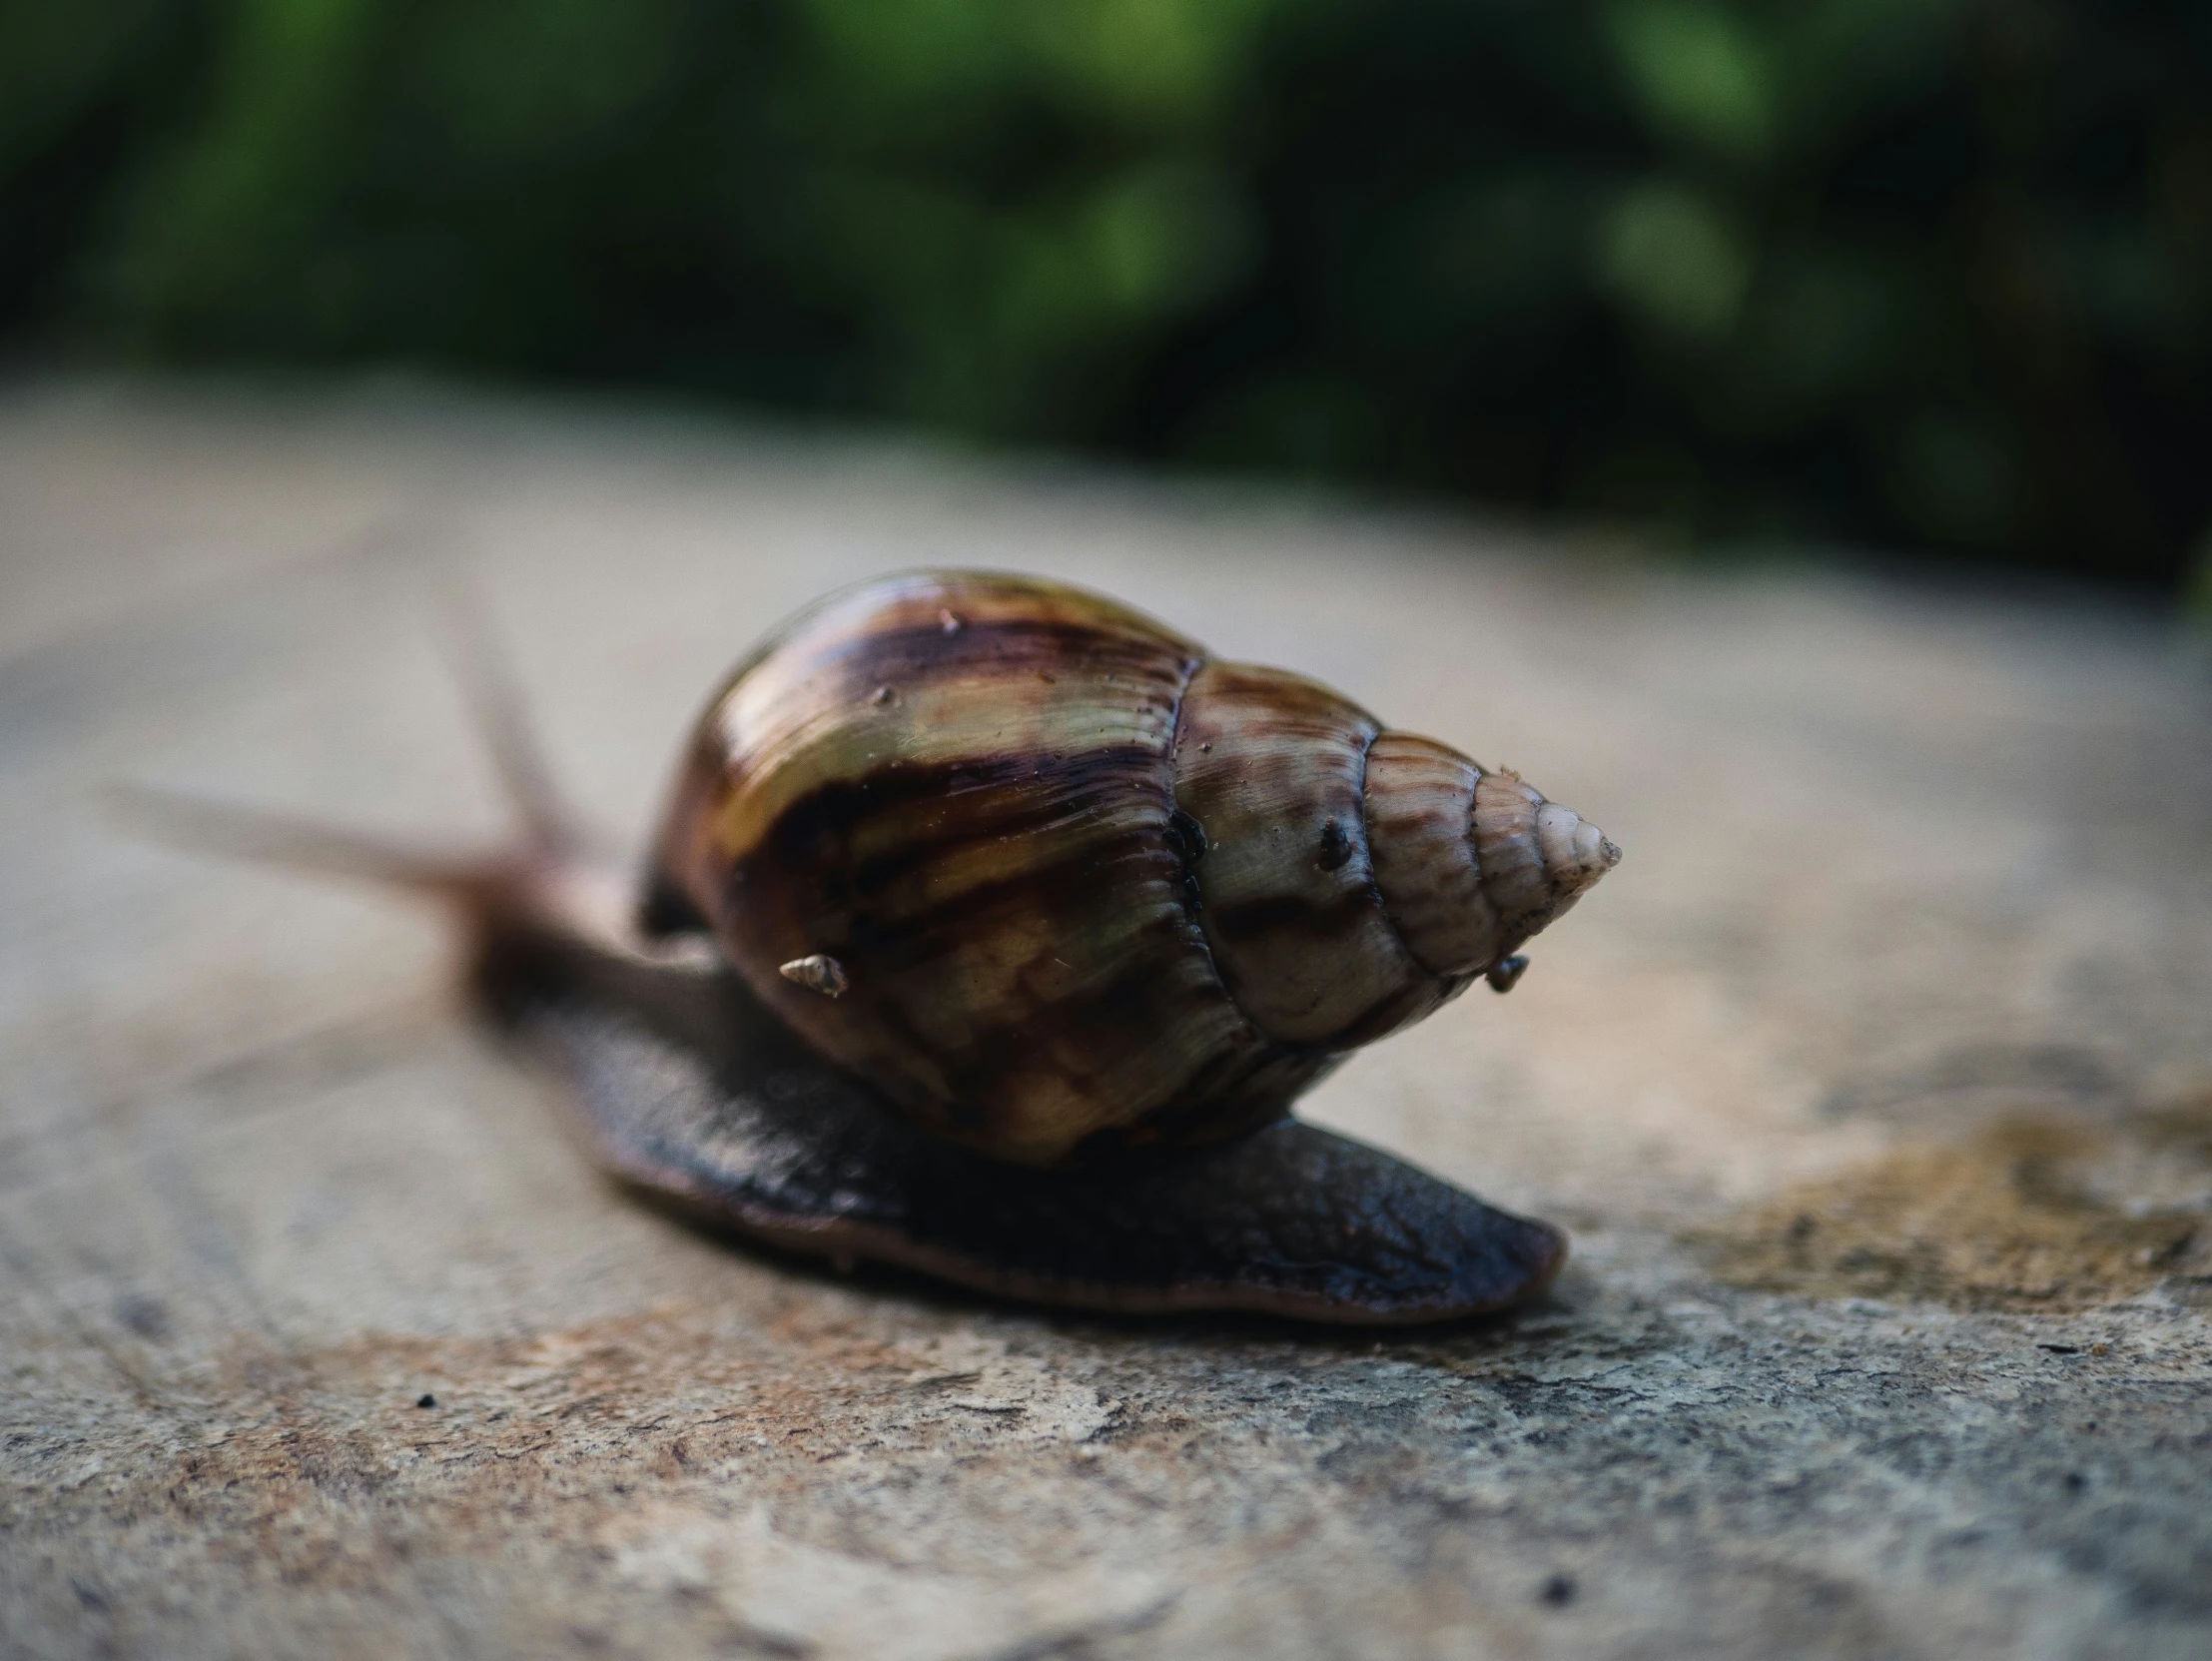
[488,931,1566,1326]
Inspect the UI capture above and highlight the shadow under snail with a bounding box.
[130,569,1620,1324]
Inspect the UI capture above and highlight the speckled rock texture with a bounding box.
[3,381,2209,1661]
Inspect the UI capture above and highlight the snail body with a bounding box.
[645,571,1618,1168]
[126,569,1618,1323]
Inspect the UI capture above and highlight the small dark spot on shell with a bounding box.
[1540,1573,1578,1608]
[1165,808,1207,866]
[1165,808,1208,919]
[1039,671,1057,684]
[873,685,898,707]
[1316,819,1351,872]
[2064,1471,2087,1492]
[416,1393,437,1409]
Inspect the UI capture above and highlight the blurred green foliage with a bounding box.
[5,0,2209,586]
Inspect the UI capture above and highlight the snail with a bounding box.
[125,570,1619,1324]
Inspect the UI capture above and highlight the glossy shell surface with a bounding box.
[648,570,1616,1166]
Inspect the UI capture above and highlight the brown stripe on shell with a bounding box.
[753,745,1163,913]
[1361,732,1506,976]
[652,571,1314,1166]
[705,597,1200,872]
[910,907,1286,1164]
[1171,660,1441,1047]
[724,761,1292,1166]
[713,569,1203,700]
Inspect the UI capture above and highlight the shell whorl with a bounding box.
[647,570,1617,1167]
[1361,734,1622,981]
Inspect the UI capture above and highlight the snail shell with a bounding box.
[645,570,1619,1168]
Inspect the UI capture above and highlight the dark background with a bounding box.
[7,0,2210,595]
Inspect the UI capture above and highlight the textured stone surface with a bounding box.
[3,379,2209,1660]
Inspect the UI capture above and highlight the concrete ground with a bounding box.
[2,379,2208,1660]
